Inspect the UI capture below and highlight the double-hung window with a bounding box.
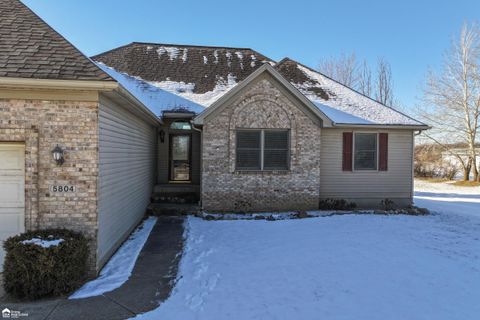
[236,129,289,171]
[353,133,377,170]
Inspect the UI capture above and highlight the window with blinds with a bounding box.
[236,131,261,170]
[236,130,289,171]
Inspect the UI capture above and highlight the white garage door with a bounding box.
[0,144,25,272]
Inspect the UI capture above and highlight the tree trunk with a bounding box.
[463,158,472,181]
[473,160,479,181]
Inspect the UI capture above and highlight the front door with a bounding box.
[169,134,191,182]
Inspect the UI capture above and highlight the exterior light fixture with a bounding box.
[52,145,64,166]
[159,129,165,143]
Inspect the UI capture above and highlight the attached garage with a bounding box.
[0,143,25,271]
[0,0,162,275]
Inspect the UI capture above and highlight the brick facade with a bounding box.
[0,98,99,271]
[201,76,322,212]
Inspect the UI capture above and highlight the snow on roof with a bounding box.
[95,44,425,126]
[313,102,374,125]
[96,63,204,115]
[147,73,238,107]
[292,63,424,126]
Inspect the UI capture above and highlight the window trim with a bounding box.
[352,132,379,172]
[235,129,290,172]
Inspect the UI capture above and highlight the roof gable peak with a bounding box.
[193,63,333,126]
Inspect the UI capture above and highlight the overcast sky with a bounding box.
[23,0,480,110]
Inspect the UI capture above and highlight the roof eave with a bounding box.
[0,76,118,91]
[332,123,431,130]
[114,84,163,125]
[162,112,196,119]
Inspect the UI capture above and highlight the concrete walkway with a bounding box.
[0,217,185,320]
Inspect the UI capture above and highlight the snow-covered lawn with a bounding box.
[135,182,479,320]
[414,179,480,219]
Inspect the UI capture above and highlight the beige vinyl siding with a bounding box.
[320,128,414,206]
[97,96,157,269]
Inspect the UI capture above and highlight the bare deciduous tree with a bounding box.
[319,52,359,88]
[358,59,372,96]
[419,23,480,181]
[318,53,396,107]
[375,57,394,107]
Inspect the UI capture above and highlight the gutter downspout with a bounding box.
[190,120,203,209]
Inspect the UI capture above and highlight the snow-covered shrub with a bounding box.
[319,198,357,210]
[2,229,89,300]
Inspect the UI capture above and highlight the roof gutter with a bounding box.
[333,123,431,130]
[0,77,118,91]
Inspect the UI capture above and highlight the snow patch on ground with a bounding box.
[414,179,480,219]
[21,238,63,248]
[70,217,157,300]
[133,184,480,319]
[415,179,479,194]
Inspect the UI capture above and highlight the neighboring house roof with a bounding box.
[92,42,274,106]
[0,0,111,81]
[97,62,204,115]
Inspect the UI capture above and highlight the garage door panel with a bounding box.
[0,147,24,170]
[0,144,25,272]
[0,209,25,234]
[0,176,24,206]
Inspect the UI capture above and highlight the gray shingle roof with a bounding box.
[92,42,273,93]
[0,0,112,81]
[275,58,425,126]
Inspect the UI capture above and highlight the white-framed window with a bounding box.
[353,132,378,170]
[236,129,289,171]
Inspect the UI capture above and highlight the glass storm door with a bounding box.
[170,134,191,181]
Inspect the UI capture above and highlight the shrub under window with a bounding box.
[236,129,289,171]
[354,133,377,170]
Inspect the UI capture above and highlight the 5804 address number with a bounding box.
[50,185,76,193]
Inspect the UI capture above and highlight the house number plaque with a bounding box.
[50,185,76,193]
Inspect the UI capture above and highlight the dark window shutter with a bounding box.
[342,132,353,171]
[264,131,289,170]
[379,133,388,171]
[236,131,261,170]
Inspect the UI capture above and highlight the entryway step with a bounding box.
[152,184,200,204]
[148,203,200,216]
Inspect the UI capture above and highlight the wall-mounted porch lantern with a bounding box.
[51,145,65,166]
[159,129,165,143]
